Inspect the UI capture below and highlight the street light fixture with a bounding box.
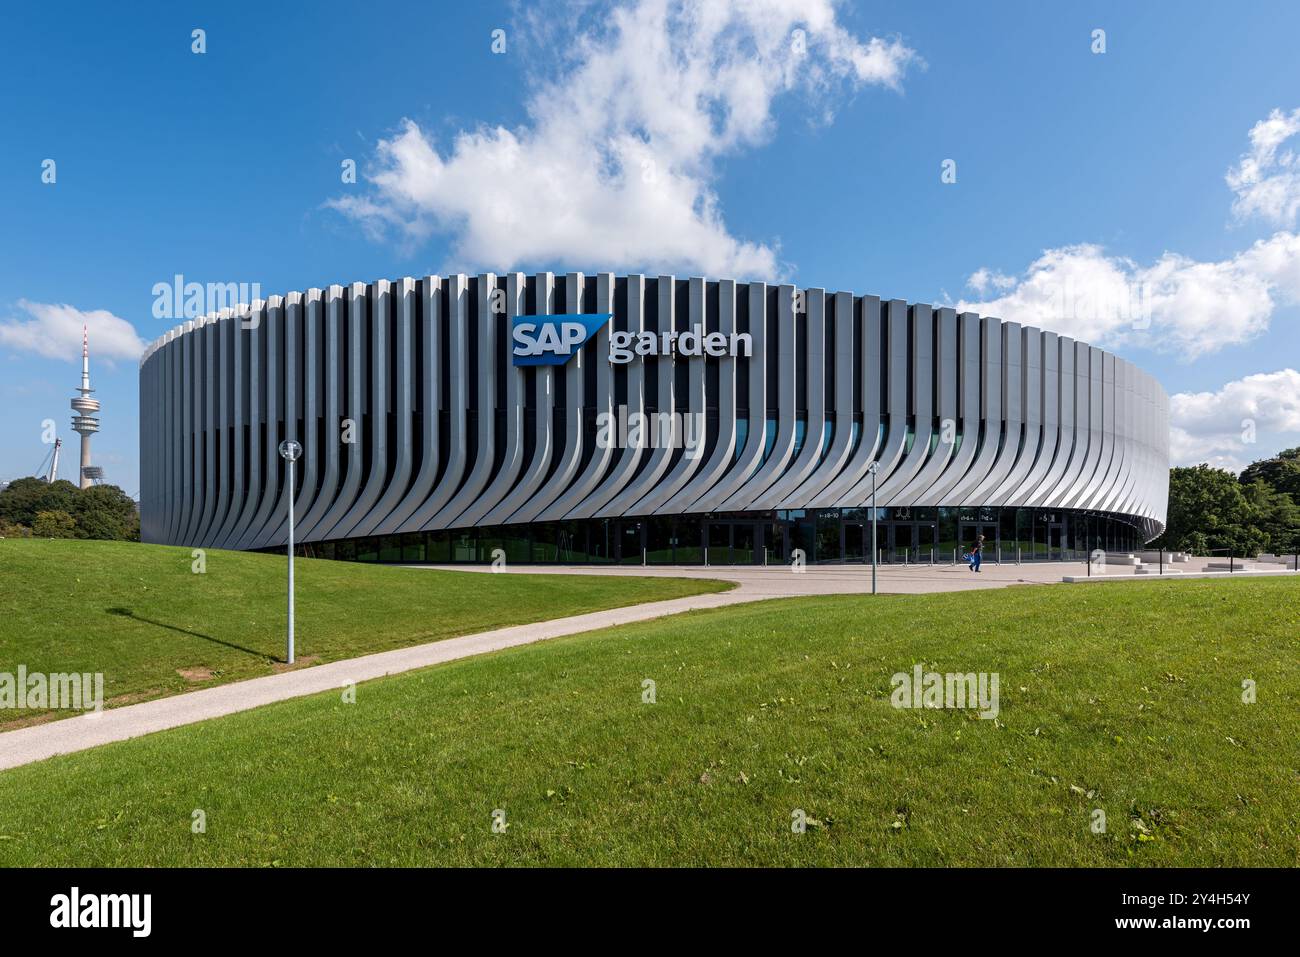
[867,461,880,595]
[278,439,302,665]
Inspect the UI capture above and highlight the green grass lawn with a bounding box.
[1,575,1295,866]
[0,539,729,723]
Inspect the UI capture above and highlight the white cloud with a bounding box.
[958,110,1300,361]
[966,267,1014,295]
[1227,107,1300,227]
[0,300,146,363]
[328,0,918,278]
[1169,369,1300,472]
[956,232,1300,361]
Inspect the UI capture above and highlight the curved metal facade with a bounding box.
[138,272,1169,551]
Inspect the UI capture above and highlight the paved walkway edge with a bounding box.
[0,589,757,773]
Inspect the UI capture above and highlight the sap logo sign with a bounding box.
[512,314,611,366]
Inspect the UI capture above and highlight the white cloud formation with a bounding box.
[965,267,1015,296]
[1227,107,1300,227]
[1169,369,1300,472]
[329,0,918,278]
[0,300,146,363]
[956,232,1300,360]
[958,109,1300,361]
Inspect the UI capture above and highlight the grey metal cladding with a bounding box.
[1057,345,1107,510]
[1024,335,1076,508]
[352,280,415,538]
[556,271,620,520]
[572,273,647,520]
[289,290,324,534]
[664,278,740,513]
[534,272,610,520]
[376,277,442,534]
[411,274,469,529]
[638,276,709,514]
[790,290,858,504]
[821,295,886,507]
[493,272,557,524]
[139,274,1170,550]
[755,287,828,509]
[720,283,799,511]
[987,325,1042,506]
[938,315,1002,505]
[965,319,1022,503]
[690,281,769,511]
[296,287,346,540]
[431,273,499,529]
[241,295,288,550]
[872,302,933,502]
[599,275,678,517]
[892,306,957,507]
[464,272,529,527]
[327,282,391,540]
[1008,329,1059,508]
[845,299,909,506]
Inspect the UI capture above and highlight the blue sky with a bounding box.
[3,0,1299,496]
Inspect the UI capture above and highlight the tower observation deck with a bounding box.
[70,324,100,489]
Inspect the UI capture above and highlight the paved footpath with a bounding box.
[3,558,1256,771]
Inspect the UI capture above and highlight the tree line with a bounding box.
[1151,448,1300,557]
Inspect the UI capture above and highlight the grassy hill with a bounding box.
[0,539,729,724]
[0,575,1295,866]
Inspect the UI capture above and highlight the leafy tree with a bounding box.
[1244,480,1300,554]
[69,484,140,540]
[0,478,138,541]
[1239,447,1300,501]
[0,477,78,528]
[1154,450,1300,557]
[32,509,77,538]
[1153,465,1254,553]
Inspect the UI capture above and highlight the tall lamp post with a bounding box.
[867,461,880,595]
[278,439,302,665]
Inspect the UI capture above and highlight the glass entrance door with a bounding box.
[916,523,937,563]
[1048,523,1065,561]
[705,522,730,565]
[844,522,865,563]
[889,523,918,563]
[732,523,759,565]
[617,521,643,564]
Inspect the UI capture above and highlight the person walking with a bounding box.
[969,534,984,572]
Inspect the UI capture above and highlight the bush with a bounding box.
[32,509,78,538]
[0,518,31,539]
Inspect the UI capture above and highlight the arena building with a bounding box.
[139,272,1169,565]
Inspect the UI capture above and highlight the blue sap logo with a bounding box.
[511,313,611,366]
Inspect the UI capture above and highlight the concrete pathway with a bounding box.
[5,557,1286,771]
[0,587,752,772]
